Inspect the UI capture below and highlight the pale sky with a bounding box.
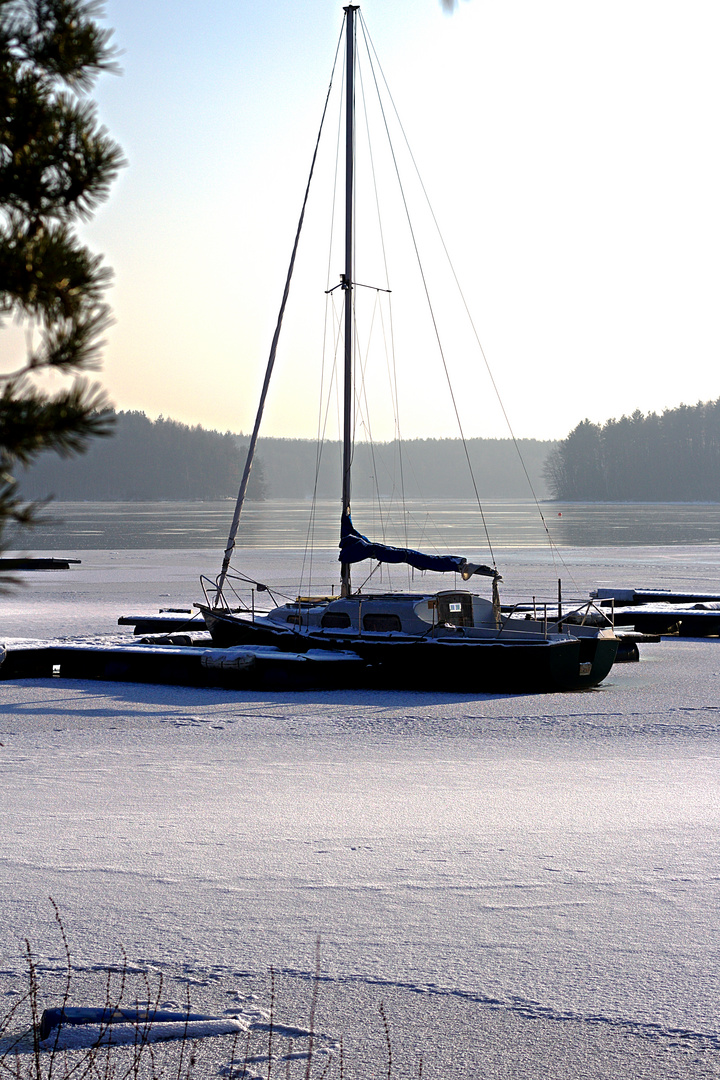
[56,0,720,441]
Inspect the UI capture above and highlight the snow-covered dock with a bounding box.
[593,587,720,636]
[594,587,720,605]
[0,641,367,690]
[0,556,81,570]
[118,611,202,634]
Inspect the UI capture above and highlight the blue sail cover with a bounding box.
[339,515,497,579]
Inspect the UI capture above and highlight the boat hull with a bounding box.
[352,633,617,692]
[199,607,617,692]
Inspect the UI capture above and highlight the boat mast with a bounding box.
[340,4,358,599]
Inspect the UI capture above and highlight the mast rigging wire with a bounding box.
[357,12,497,572]
[213,26,344,605]
[358,11,581,588]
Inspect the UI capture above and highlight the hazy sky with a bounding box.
[54,0,720,441]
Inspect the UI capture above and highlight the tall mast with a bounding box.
[340,4,358,599]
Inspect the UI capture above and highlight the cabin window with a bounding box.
[286,613,302,625]
[437,593,474,627]
[363,613,402,632]
[321,612,352,629]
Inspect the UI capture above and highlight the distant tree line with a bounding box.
[544,398,720,501]
[256,437,555,500]
[18,411,556,502]
[18,411,265,501]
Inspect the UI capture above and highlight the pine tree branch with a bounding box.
[0,378,114,464]
[0,0,122,551]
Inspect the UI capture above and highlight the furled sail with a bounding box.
[339,516,499,580]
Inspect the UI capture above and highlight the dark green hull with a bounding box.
[200,607,618,692]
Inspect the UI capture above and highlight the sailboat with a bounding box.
[198,6,618,692]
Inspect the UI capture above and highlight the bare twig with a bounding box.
[266,967,275,1080]
[303,939,321,1080]
[23,941,40,1077]
[46,899,72,1080]
[379,1002,392,1080]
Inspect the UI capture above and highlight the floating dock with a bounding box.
[593,588,720,637]
[118,611,202,634]
[0,641,367,690]
[0,557,81,571]
[594,587,720,606]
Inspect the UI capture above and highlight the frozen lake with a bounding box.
[7,497,720,550]
[2,507,720,1076]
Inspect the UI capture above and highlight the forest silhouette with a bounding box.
[21,401,720,504]
[18,411,555,502]
[545,398,720,501]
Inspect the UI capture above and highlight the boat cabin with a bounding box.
[265,590,497,636]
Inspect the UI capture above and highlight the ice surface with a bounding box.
[2,543,720,1076]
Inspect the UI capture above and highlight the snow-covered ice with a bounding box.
[2,543,720,1077]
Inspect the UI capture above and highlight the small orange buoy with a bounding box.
[558,512,562,517]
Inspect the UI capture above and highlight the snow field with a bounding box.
[2,544,720,1076]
